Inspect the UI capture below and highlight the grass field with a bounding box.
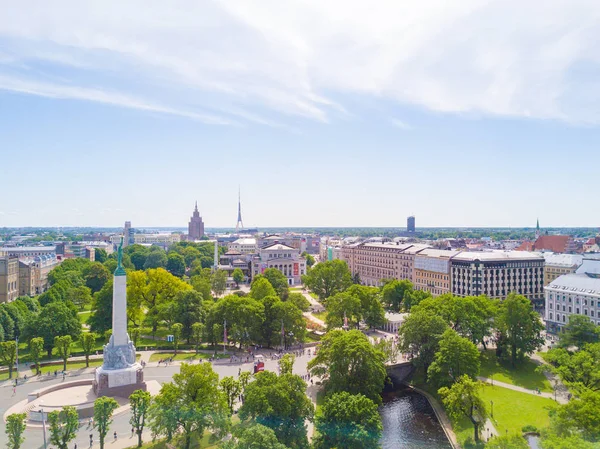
[78,310,92,324]
[479,350,552,392]
[312,311,327,321]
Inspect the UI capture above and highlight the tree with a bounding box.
[88,279,113,334]
[206,295,264,349]
[94,396,119,449]
[398,310,448,376]
[308,330,386,403]
[47,406,79,449]
[381,279,414,311]
[428,329,480,387]
[0,341,17,378]
[439,376,487,444]
[66,286,93,310]
[190,274,212,300]
[274,301,307,349]
[403,289,433,311]
[84,262,111,294]
[496,293,544,366]
[6,413,26,449]
[374,338,399,364]
[279,353,295,375]
[325,291,362,329]
[94,248,108,263]
[54,335,73,372]
[553,389,600,440]
[149,363,230,449]
[239,371,314,449]
[249,276,277,301]
[143,249,168,270]
[129,390,152,448]
[232,268,244,288]
[314,392,382,449]
[220,376,242,414]
[486,435,529,449]
[191,322,204,353]
[130,327,141,346]
[347,285,385,329]
[263,268,290,300]
[560,315,599,349]
[239,371,252,394]
[29,337,44,375]
[222,424,288,449]
[167,253,186,278]
[168,290,204,343]
[126,245,150,270]
[301,260,352,301]
[540,430,594,449]
[212,270,228,297]
[81,332,96,368]
[287,292,310,312]
[171,323,183,354]
[303,252,315,268]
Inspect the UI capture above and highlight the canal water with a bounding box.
[380,387,453,449]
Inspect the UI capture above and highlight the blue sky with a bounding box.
[1,0,600,228]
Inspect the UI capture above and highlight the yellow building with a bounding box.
[0,252,19,303]
[543,253,583,286]
[413,249,460,296]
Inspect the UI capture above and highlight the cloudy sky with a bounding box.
[1,0,600,228]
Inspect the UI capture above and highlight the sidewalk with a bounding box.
[477,376,567,404]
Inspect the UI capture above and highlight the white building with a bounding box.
[251,243,307,285]
[228,238,257,255]
[544,259,600,334]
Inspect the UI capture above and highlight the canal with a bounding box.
[380,387,453,449]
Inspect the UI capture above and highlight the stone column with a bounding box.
[112,272,128,346]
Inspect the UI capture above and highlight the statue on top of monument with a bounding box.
[115,236,126,276]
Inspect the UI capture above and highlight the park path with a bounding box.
[477,376,567,404]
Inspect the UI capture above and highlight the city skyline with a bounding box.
[2,1,600,227]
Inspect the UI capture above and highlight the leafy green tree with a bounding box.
[250,276,277,301]
[309,329,386,403]
[167,252,186,277]
[303,252,315,268]
[314,392,382,449]
[439,376,487,444]
[560,315,599,349]
[259,295,282,347]
[220,376,242,414]
[274,301,306,349]
[149,363,230,449]
[129,389,152,448]
[206,295,264,349]
[287,292,310,312]
[263,268,290,300]
[553,389,600,440]
[403,289,432,311]
[29,337,44,375]
[496,293,544,366]
[54,335,73,372]
[232,268,244,287]
[171,323,183,354]
[47,406,79,449]
[381,279,414,311]
[81,332,97,367]
[191,322,204,353]
[3,303,26,339]
[374,338,399,364]
[325,291,362,329]
[347,285,385,329]
[0,308,14,340]
[540,430,594,449]
[190,274,212,300]
[301,260,352,301]
[130,327,141,346]
[5,413,27,449]
[428,328,480,387]
[88,279,113,334]
[126,245,150,270]
[94,396,119,449]
[84,262,111,294]
[16,295,40,313]
[65,285,93,310]
[486,435,529,449]
[239,371,314,449]
[0,341,17,378]
[279,353,295,375]
[169,290,204,343]
[212,269,228,297]
[239,371,252,394]
[94,248,108,263]
[398,310,448,376]
[221,424,288,449]
[143,249,168,270]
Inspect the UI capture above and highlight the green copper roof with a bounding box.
[115,237,126,276]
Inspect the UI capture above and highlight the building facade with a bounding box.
[0,252,19,303]
[228,238,257,255]
[251,243,307,285]
[3,246,56,258]
[124,221,134,247]
[407,216,416,233]
[413,249,459,296]
[451,251,544,302]
[543,253,583,286]
[188,203,205,240]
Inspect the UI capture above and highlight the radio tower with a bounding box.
[235,187,244,232]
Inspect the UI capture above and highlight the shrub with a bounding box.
[522,425,538,433]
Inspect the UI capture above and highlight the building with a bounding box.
[407,216,416,233]
[251,243,307,285]
[3,246,57,258]
[531,235,578,253]
[413,249,460,296]
[111,233,182,248]
[544,259,600,333]
[188,202,205,240]
[124,221,134,247]
[341,242,431,287]
[543,253,583,286]
[228,238,257,255]
[19,253,58,296]
[0,251,19,303]
[450,251,545,303]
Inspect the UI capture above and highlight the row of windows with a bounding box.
[548,312,600,325]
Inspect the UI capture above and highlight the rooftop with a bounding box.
[416,249,461,259]
[546,273,600,296]
[543,253,584,268]
[452,250,544,262]
[262,243,296,251]
[233,238,256,245]
[533,235,573,253]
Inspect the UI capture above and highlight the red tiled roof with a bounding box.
[533,235,571,253]
[515,241,534,251]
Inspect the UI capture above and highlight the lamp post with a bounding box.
[40,404,47,449]
[491,373,494,386]
[554,380,558,402]
[15,336,18,379]
[490,400,493,419]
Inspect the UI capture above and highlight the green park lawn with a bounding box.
[78,310,92,324]
[311,311,327,321]
[479,350,552,392]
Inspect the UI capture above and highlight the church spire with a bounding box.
[195,200,198,212]
[236,186,244,232]
[535,218,541,239]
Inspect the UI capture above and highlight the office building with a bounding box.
[407,216,416,233]
[188,202,205,240]
[413,249,460,296]
[124,221,134,247]
[228,238,257,255]
[543,253,583,286]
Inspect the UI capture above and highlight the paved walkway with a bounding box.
[477,376,567,404]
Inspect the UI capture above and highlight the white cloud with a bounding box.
[1,0,599,125]
[390,119,412,130]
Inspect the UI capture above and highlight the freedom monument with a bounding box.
[93,237,146,396]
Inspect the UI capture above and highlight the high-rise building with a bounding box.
[407,216,416,233]
[188,202,205,240]
[123,221,134,247]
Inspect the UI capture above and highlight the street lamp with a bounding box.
[490,400,493,419]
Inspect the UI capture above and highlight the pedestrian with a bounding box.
[74,443,77,449]
[89,433,93,448]
[114,431,117,441]
[12,386,16,396]
[131,427,135,437]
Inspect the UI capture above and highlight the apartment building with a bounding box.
[228,238,258,255]
[543,253,583,286]
[0,251,19,303]
[414,249,460,296]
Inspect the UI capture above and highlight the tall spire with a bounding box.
[236,186,244,232]
[535,218,541,239]
[195,200,198,212]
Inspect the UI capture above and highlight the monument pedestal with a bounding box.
[94,363,146,398]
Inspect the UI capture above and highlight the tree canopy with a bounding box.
[302,260,352,301]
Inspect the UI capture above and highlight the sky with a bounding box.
[1,0,600,228]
